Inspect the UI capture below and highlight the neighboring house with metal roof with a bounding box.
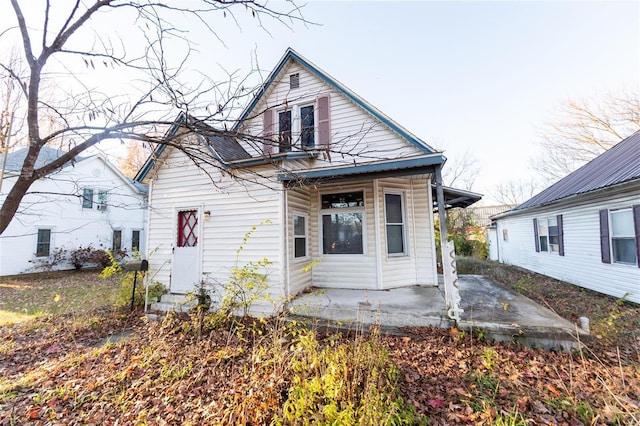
[0,147,148,276]
[489,131,640,303]
[135,48,481,314]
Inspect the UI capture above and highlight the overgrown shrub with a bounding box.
[69,245,94,270]
[29,247,68,272]
[273,327,427,425]
[100,250,164,309]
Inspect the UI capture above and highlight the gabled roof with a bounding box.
[135,113,256,182]
[234,48,437,154]
[2,147,147,194]
[1,147,83,172]
[507,130,640,214]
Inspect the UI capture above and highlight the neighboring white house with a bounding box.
[136,48,481,313]
[489,131,640,304]
[0,147,148,276]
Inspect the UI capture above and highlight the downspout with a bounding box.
[435,165,463,321]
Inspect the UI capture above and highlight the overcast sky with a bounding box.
[2,1,639,203]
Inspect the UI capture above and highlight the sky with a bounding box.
[2,1,639,203]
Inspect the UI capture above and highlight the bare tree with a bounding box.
[493,178,542,206]
[533,91,640,182]
[0,0,307,235]
[440,149,480,191]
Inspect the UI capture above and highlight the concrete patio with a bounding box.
[288,275,586,350]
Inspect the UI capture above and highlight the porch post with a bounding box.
[435,165,463,321]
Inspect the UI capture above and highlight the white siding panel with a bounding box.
[146,147,285,306]
[377,178,437,288]
[496,191,640,303]
[286,187,313,295]
[239,60,424,166]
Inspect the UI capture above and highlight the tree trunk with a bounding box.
[0,175,36,234]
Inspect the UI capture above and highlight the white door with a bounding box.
[172,209,201,293]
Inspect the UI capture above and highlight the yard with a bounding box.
[0,262,639,425]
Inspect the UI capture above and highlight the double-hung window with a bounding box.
[534,215,564,255]
[112,230,122,251]
[82,188,93,208]
[300,105,315,149]
[321,191,364,255]
[264,94,329,155]
[600,206,640,266]
[278,110,292,152]
[131,230,141,252]
[36,229,51,257]
[97,190,108,211]
[293,214,307,259]
[610,209,637,265]
[384,193,406,255]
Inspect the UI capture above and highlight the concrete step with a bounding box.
[150,294,197,313]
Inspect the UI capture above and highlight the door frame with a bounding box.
[171,205,204,294]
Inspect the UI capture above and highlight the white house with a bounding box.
[489,131,640,304]
[0,147,148,276]
[136,48,480,313]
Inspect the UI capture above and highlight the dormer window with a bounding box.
[290,73,299,89]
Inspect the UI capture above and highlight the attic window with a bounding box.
[290,73,300,89]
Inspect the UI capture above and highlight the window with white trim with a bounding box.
[321,191,364,255]
[82,188,93,208]
[384,192,406,255]
[112,230,122,251]
[537,217,559,253]
[293,213,307,259]
[610,208,637,264]
[36,228,51,257]
[131,230,141,252]
[97,190,108,211]
[277,103,316,152]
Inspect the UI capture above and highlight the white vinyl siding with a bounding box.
[287,188,312,295]
[145,144,284,311]
[378,178,436,289]
[239,61,423,164]
[495,189,640,304]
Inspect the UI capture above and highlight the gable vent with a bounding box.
[290,73,300,89]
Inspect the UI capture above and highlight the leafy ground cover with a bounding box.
[0,266,639,424]
[0,270,120,325]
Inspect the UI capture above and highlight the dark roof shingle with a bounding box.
[514,131,640,211]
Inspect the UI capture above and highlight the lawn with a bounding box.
[0,270,121,325]
[0,264,638,425]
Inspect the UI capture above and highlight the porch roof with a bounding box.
[277,155,482,209]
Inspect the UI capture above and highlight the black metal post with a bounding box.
[131,271,138,311]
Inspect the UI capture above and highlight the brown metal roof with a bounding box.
[513,130,640,211]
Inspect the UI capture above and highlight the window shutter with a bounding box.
[599,209,611,264]
[317,94,331,148]
[262,108,274,155]
[633,204,640,268]
[557,214,565,256]
[533,218,540,252]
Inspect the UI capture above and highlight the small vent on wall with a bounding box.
[290,73,300,89]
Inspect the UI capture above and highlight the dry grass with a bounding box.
[0,269,120,325]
